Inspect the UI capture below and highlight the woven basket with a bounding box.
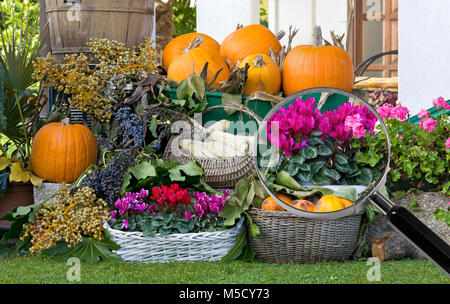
[247,207,361,264]
[104,217,245,262]
[163,104,262,189]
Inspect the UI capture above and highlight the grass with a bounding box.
[0,243,448,284]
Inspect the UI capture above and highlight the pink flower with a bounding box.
[110,211,117,218]
[390,104,410,121]
[446,138,450,149]
[378,104,393,119]
[433,97,450,110]
[352,123,366,139]
[185,210,195,220]
[418,118,437,132]
[121,220,129,230]
[417,109,430,118]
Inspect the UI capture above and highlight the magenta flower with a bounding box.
[390,104,410,121]
[110,211,117,218]
[417,109,430,118]
[419,118,437,132]
[185,210,195,220]
[378,104,393,119]
[445,138,450,149]
[121,220,129,230]
[433,96,450,110]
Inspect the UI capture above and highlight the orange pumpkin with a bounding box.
[314,195,354,213]
[290,200,315,212]
[237,54,281,95]
[30,119,98,183]
[261,193,293,211]
[281,26,354,96]
[167,42,230,88]
[220,24,282,66]
[162,33,220,69]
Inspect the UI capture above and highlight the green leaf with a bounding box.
[188,73,206,100]
[308,136,324,146]
[149,116,158,138]
[322,167,341,181]
[43,230,122,264]
[220,225,247,263]
[168,160,205,182]
[300,145,319,159]
[355,152,368,164]
[333,186,357,202]
[287,162,300,176]
[235,178,250,202]
[292,155,305,165]
[367,150,381,168]
[365,205,376,224]
[221,93,242,115]
[245,212,259,237]
[275,171,303,190]
[318,144,333,157]
[298,163,311,172]
[408,194,420,211]
[311,172,329,185]
[335,162,351,174]
[356,167,374,185]
[129,162,157,180]
[311,160,326,175]
[297,170,313,183]
[334,153,349,165]
[176,79,192,99]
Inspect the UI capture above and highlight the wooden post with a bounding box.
[39,0,51,57]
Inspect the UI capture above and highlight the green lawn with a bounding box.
[0,244,448,284]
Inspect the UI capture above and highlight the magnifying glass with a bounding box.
[254,87,450,276]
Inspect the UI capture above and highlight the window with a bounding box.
[350,0,398,77]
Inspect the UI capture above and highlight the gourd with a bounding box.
[162,32,220,69]
[314,194,354,213]
[281,26,354,96]
[167,36,230,88]
[261,193,293,211]
[30,118,98,183]
[220,24,282,66]
[237,54,281,95]
[290,200,315,212]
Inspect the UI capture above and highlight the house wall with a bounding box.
[398,0,450,114]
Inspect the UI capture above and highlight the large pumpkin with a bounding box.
[162,32,220,69]
[30,119,98,183]
[220,24,282,66]
[167,41,230,88]
[237,53,281,95]
[281,26,354,96]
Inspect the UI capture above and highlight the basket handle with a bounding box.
[201,104,262,124]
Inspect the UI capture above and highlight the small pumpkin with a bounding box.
[220,24,282,66]
[314,195,354,213]
[30,118,98,184]
[281,26,354,96]
[167,36,230,88]
[261,193,293,211]
[290,200,315,212]
[237,53,281,95]
[162,32,220,69]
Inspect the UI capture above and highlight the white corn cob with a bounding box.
[205,140,245,158]
[205,120,231,134]
[208,130,251,152]
[179,139,215,158]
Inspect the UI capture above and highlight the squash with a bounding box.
[237,53,281,95]
[162,32,220,69]
[314,194,354,213]
[290,200,315,212]
[261,193,293,211]
[281,26,354,96]
[30,118,98,183]
[220,24,282,66]
[167,37,230,88]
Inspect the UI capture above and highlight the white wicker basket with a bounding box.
[104,217,245,262]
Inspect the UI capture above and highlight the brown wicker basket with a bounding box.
[163,104,262,189]
[247,207,362,264]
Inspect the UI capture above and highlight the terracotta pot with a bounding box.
[0,182,34,229]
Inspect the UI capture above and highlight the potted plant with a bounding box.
[0,2,46,228]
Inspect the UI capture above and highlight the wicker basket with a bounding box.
[163,104,262,189]
[247,207,361,264]
[104,217,245,262]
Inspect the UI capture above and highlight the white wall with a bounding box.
[196,0,260,43]
[268,0,348,47]
[398,0,450,115]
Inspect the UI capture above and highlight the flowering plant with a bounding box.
[110,185,229,235]
[263,97,384,186]
[375,97,450,194]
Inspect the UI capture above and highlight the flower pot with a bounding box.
[0,182,34,229]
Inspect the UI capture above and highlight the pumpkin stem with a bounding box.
[313,25,323,47]
[62,118,70,126]
[184,35,205,53]
[253,54,266,68]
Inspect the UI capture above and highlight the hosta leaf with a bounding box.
[322,167,341,181]
[308,136,323,146]
[43,230,122,264]
[300,145,319,159]
[318,144,333,157]
[356,167,373,185]
[335,153,349,165]
[298,163,311,172]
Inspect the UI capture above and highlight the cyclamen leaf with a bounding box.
[300,145,319,159]
[297,170,313,183]
[311,160,326,175]
[311,173,329,185]
[356,167,374,185]
[298,163,311,172]
[322,167,341,181]
[335,162,351,174]
[287,162,300,176]
[318,144,333,157]
[335,153,349,165]
[308,136,324,146]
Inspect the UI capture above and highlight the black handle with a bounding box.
[371,193,450,277]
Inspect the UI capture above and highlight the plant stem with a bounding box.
[15,93,31,162]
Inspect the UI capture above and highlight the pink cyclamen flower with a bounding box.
[418,118,437,132]
[446,138,450,149]
[185,210,195,220]
[110,211,117,218]
[417,109,430,118]
[433,97,450,110]
[121,220,129,230]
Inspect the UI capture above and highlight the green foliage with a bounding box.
[433,208,450,227]
[172,1,196,36]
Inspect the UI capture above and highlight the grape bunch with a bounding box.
[82,149,138,206]
[116,107,146,148]
[21,187,110,254]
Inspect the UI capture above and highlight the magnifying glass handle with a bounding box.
[371,192,450,277]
